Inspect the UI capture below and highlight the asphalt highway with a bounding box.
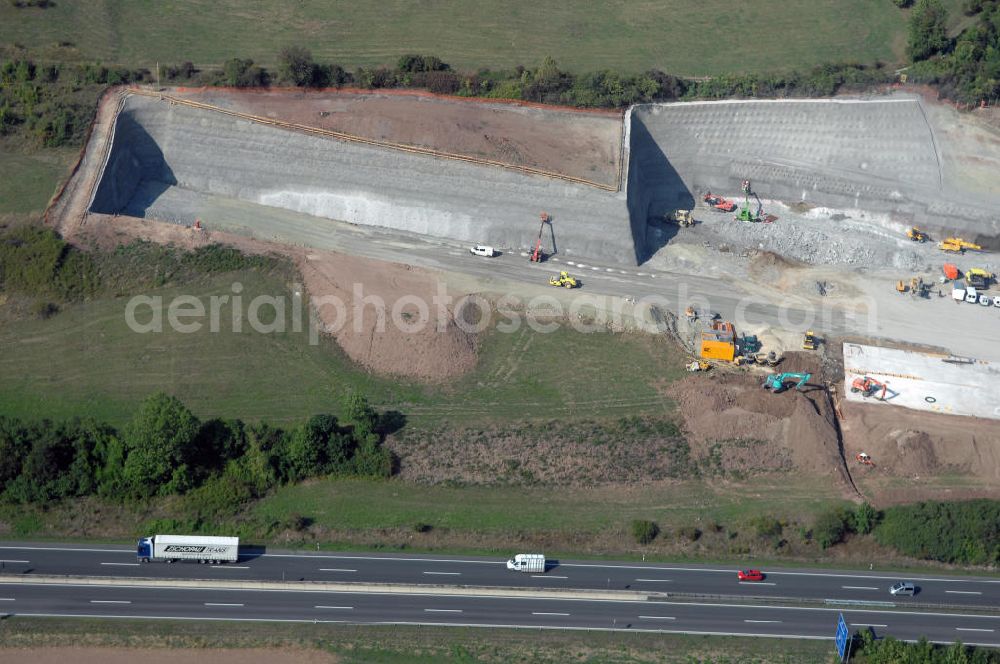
[2,580,1000,646]
[2,544,998,610]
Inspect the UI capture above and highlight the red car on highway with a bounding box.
[737,569,765,582]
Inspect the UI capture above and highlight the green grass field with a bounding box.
[255,475,844,541]
[2,0,913,76]
[0,619,835,663]
[0,271,680,426]
[0,148,76,215]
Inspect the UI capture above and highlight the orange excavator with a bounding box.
[703,192,737,213]
[856,452,874,466]
[850,376,888,400]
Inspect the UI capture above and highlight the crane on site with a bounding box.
[530,212,551,263]
[735,179,764,223]
[762,372,812,394]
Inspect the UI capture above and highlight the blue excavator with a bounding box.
[762,372,812,394]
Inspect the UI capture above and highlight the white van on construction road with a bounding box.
[506,553,546,573]
[470,245,497,257]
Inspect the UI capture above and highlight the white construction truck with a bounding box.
[506,553,546,573]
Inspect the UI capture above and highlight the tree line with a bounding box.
[0,391,396,506]
[151,48,894,109]
[905,0,1000,104]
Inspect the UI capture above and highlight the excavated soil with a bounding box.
[171,87,623,187]
[666,353,849,482]
[72,213,477,382]
[842,402,1000,484]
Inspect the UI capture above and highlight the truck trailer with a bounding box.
[137,534,239,564]
[506,553,546,573]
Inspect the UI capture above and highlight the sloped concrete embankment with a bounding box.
[89,94,646,265]
[630,97,1000,246]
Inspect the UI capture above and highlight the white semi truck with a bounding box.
[506,553,546,573]
[137,534,239,564]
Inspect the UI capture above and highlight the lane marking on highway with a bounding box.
[957,628,995,633]
[739,582,776,586]
[204,603,244,607]
[0,546,128,554]
[842,586,879,590]
[424,609,463,613]
[635,600,1000,621]
[319,568,357,573]
[0,559,29,564]
[852,624,887,628]
[263,554,503,566]
[532,612,570,616]
[757,570,1000,584]
[423,572,461,576]
[212,566,250,569]
[0,598,15,601]
[639,616,676,620]
[27,547,995,587]
[534,575,568,579]
[635,579,673,583]
[90,600,131,604]
[101,562,140,567]
[314,605,353,610]
[946,591,983,595]
[744,620,781,624]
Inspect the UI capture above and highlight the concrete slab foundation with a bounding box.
[843,343,1000,420]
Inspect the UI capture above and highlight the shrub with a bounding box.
[814,508,851,549]
[750,516,783,540]
[31,301,58,319]
[277,46,316,86]
[853,502,880,535]
[221,58,268,88]
[676,526,701,542]
[413,522,433,533]
[631,519,660,545]
[875,500,1000,565]
[907,0,951,61]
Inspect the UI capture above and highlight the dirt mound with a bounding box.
[72,213,478,382]
[666,369,844,478]
[842,403,1000,480]
[298,252,477,382]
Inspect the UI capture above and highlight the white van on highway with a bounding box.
[506,553,545,573]
[470,245,497,257]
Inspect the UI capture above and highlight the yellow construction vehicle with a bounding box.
[686,360,710,372]
[548,271,578,288]
[896,280,907,294]
[965,268,994,289]
[938,237,982,254]
[906,227,928,243]
[802,330,818,351]
[910,276,927,298]
[670,209,695,228]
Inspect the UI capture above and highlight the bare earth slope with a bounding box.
[172,88,623,188]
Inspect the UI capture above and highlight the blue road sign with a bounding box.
[835,612,850,660]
